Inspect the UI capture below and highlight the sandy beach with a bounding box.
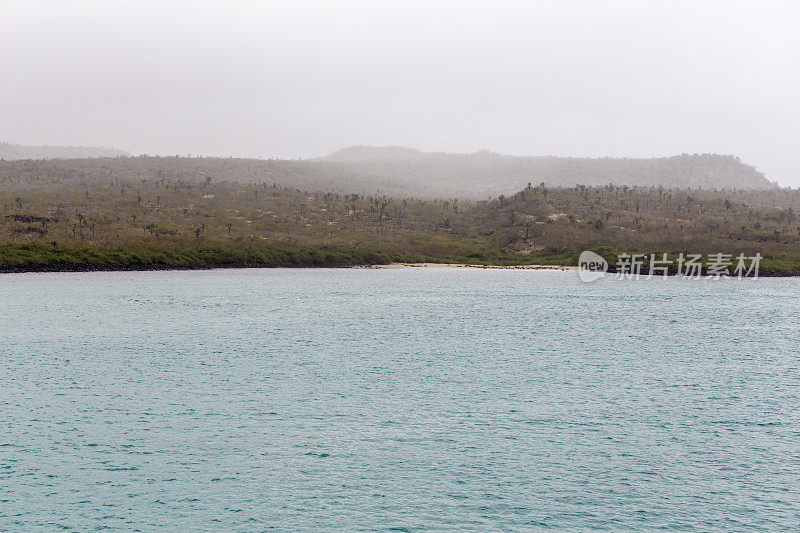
[365,262,577,271]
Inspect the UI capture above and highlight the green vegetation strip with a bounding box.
[0,244,419,272]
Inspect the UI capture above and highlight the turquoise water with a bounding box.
[1,268,799,531]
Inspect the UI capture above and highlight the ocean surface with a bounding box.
[1,268,799,531]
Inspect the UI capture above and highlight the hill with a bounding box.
[0,142,128,160]
[1,167,800,273]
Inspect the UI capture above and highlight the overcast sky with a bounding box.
[2,0,798,184]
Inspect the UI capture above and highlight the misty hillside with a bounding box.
[0,148,775,201]
[0,142,128,160]
[318,146,775,196]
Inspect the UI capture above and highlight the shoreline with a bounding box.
[0,261,577,275]
[2,261,799,277]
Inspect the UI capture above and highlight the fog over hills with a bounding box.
[0,142,128,160]
[0,145,775,199]
[317,146,776,196]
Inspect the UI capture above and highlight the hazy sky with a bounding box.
[2,0,799,184]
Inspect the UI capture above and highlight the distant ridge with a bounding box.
[318,146,776,193]
[0,141,128,160]
[322,145,425,162]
